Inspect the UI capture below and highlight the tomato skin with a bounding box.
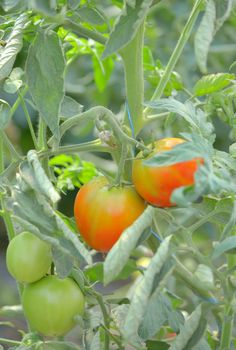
[22,275,85,337]
[132,138,203,207]
[6,231,52,283]
[74,177,146,252]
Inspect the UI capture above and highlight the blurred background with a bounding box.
[0,0,236,346]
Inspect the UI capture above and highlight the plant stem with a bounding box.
[1,131,21,160]
[10,85,28,118]
[0,337,21,345]
[144,0,204,116]
[19,93,38,150]
[94,292,110,350]
[100,325,124,350]
[0,161,19,183]
[120,21,145,135]
[37,117,48,150]
[64,19,106,45]
[48,106,148,151]
[39,139,113,158]
[219,254,235,350]
[0,136,4,173]
[219,305,234,350]
[0,199,15,241]
[114,144,128,185]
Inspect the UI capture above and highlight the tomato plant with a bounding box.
[22,275,85,337]
[6,231,52,283]
[74,176,146,252]
[1,0,236,349]
[132,138,203,207]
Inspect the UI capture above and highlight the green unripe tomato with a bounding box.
[6,231,52,283]
[22,275,85,337]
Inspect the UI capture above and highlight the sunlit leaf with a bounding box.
[194,73,234,96]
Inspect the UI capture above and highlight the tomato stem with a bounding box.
[39,139,113,158]
[0,130,21,161]
[0,134,4,173]
[37,117,47,151]
[144,0,205,116]
[10,85,28,119]
[120,21,146,135]
[93,291,110,350]
[219,304,234,350]
[63,19,106,45]
[47,106,148,152]
[114,144,128,185]
[0,337,21,345]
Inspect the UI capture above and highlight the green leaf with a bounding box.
[169,305,202,350]
[193,338,211,350]
[139,293,170,340]
[89,331,101,350]
[146,340,169,350]
[71,268,85,293]
[23,150,60,204]
[122,236,172,345]
[145,99,214,138]
[103,206,155,285]
[55,209,92,265]
[3,67,24,94]
[194,0,216,73]
[60,95,83,119]
[27,0,57,16]
[77,7,106,26]
[222,203,236,240]
[215,0,234,32]
[26,30,65,138]
[49,154,97,191]
[1,0,23,11]
[168,310,185,333]
[194,73,234,96]
[212,236,236,259]
[52,245,73,278]
[0,99,11,129]
[193,265,214,291]
[93,49,114,92]
[0,14,27,80]
[10,171,91,266]
[102,0,153,59]
[144,140,208,167]
[183,318,207,350]
[85,259,137,283]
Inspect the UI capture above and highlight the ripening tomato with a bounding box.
[6,231,52,283]
[22,275,85,337]
[132,137,203,207]
[74,177,146,252]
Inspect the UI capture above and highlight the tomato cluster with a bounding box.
[6,231,84,336]
[74,137,202,252]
